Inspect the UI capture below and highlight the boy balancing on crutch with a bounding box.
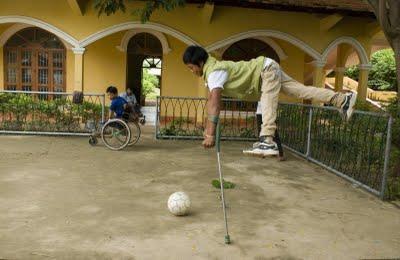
[183,46,357,156]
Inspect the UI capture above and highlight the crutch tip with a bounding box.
[225,235,231,244]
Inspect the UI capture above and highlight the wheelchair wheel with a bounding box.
[101,119,131,151]
[128,122,141,146]
[89,136,98,146]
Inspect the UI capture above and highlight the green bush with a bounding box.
[345,49,397,91]
[158,118,199,136]
[142,68,159,97]
[345,65,359,80]
[385,99,400,200]
[0,93,103,132]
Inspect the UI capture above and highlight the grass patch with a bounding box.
[211,179,236,189]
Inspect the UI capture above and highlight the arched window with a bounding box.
[4,27,66,92]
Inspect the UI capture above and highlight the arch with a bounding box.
[0,16,79,48]
[222,38,281,63]
[79,22,200,48]
[117,29,171,54]
[205,30,321,60]
[0,23,73,49]
[215,36,287,61]
[322,36,369,64]
[126,33,163,106]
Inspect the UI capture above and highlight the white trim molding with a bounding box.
[72,47,86,55]
[117,29,171,54]
[0,16,79,48]
[253,36,288,60]
[322,37,369,65]
[79,22,200,48]
[310,60,327,68]
[205,30,322,60]
[358,64,372,70]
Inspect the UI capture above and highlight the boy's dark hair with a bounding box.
[106,86,118,94]
[182,45,209,66]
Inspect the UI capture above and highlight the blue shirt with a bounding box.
[110,96,127,118]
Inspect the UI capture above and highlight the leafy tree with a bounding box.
[142,68,159,97]
[345,49,397,91]
[369,49,397,91]
[93,0,185,23]
[364,0,400,100]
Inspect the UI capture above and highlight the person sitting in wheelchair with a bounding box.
[106,86,142,123]
[106,86,128,120]
[120,87,145,119]
[120,87,140,114]
[105,86,132,131]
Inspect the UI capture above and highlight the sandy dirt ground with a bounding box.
[0,127,399,260]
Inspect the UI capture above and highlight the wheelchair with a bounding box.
[88,107,146,151]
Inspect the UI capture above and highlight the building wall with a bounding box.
[0,24,8,90]
[66,50,75,93]
[0,0,376,99]
[0,1,374,52]
[83,31,126,94]
[161,35,199,98]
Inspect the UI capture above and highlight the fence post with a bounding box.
[380,116,393,200]
[155,96,160,139]
[306,107,313,158]
[101,94,105,123]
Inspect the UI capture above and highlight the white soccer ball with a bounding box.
[167,191,191,216]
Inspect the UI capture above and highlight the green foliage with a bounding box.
[211,179,236,189]
[158,118,201,136]
[94,0,185,23]
[386,98,400,148]
[369,49,397,91]
[147,87,160,100]
[344,65,359,80]
[93,0,126,17]
[0,93,103,132]
[132,0,186,23]
[345,49,397,91]
[142,68,159,97]
[354,100,376,112]
[239,128,255,138]
[384,98,400,200]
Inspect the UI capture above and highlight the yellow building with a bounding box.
[0,0,389,104]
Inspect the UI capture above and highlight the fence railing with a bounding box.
[0,90,105,136]
[278,102,392,199]
[156,96,258,140]
[156,96,393,200]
